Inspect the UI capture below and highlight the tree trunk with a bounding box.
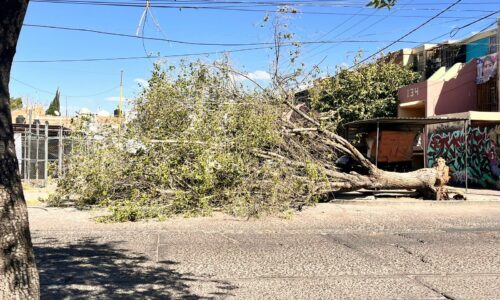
[284,102,439,199]
[0,1,40,299]
[325,169,437,193]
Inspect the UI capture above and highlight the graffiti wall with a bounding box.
[428,124,500,190]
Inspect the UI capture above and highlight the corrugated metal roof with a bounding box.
[346,117,467,127]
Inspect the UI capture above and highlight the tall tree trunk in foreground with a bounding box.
[0,0,40,299]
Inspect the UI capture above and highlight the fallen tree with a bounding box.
[51,62,445,221]
[276,101,439,198]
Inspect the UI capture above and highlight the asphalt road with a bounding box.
[29,198,500,299]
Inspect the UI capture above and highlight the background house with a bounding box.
[394,28,500,190]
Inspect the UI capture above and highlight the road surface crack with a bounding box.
[411,276,456,300]
[394,243,430,264]
[396,233,426,244]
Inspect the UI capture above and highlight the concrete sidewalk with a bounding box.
[452,187,500,201]
[29,200,500,299]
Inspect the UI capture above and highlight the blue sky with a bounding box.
[10,0,500,115]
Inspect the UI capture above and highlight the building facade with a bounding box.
[396,28,500,189]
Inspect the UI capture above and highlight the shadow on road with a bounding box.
[34,237,237,299]
[324,190,419,202]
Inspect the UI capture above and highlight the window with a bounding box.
[489,36,497,54]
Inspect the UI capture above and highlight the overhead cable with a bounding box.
[23,23,431,47]
[29,0,500,14]
[349,0,464,70]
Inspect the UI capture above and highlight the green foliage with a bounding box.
[50,61,324,222]
[367,0,397,9]
[10,97,23,110]
[308,56,420,131]
[46,88,61,116]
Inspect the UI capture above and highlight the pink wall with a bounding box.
[398,61,478,117]
[431,61,477,116]
[425,81,444,117]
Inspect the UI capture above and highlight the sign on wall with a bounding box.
[476,53,497,84]
[398,81,427,103]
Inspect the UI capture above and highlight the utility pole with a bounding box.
[119,70,123,118]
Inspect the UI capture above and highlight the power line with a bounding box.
[298,7,376,63]
[11,77,55,95]
[342,8,499,73]
[11,76,121,98]
[29,0,500,14]
[16,3,500,66]
[450,9,500,37]
[282,0,495,71]
[428,11,499,44]
[302,0,412,65]
[23,23,436,48]
[23,23,273,46]
[348,0,464,70]
[14,37,495,64]
[29,0,500,8]
[13,47,273,63]
[479,20,497,32]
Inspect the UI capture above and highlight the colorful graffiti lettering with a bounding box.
[428,125,500,189]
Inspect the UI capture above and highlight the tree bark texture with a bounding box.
[0,1,40,299]
[323,169,437,192]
